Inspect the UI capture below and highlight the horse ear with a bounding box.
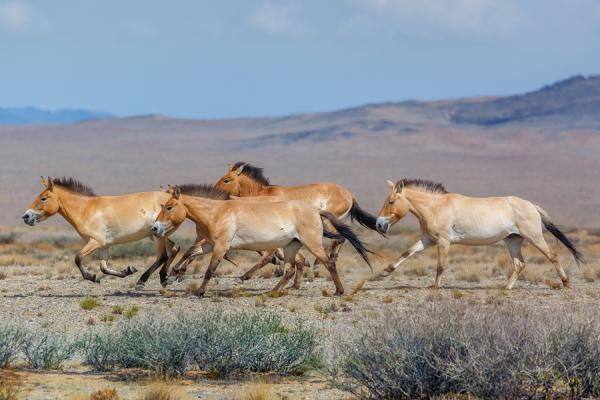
[234,164,245,175]
[41,176,47,187]
[174,186,181,199]
[227,163,233,171]
[396,180,404,193]
[47,176,54,191]
[386,180,395,189]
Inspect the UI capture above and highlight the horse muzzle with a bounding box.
[151,222,167,237]
[22,210,40,226]
[376,217,390,234]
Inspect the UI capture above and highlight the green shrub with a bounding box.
[22,330,76,370]
[0,323,25,367]
[190,309,320,377]
[77,330,121,371]
[331,303,600,399]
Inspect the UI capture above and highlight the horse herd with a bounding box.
[21,162,583,296]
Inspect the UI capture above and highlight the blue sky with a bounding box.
[1,0,600,119]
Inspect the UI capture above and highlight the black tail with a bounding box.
[543,220,584,265]
[349,199,380,233]
[321,211,373,271]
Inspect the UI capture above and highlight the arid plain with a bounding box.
[1,76,600,399]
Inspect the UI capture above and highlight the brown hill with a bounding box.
[1,76,599,227]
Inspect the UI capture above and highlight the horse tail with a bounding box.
[349,199,381,233]
[535,205,584,265]
[320,210,373,271]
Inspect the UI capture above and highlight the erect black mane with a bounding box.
[177,183,230,200]
[52,177,97,196]
[232,162,271,186]
[398,178,448,194]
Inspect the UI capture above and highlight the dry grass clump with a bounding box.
[232,382,275,400]
[455,265,481,283]
[403,264,428,277]
[0,373,21,400]
[382,295,393,304]
[90,387,121,400]
[0,271,6,280]
[582,266,600,282]
[138,383,185,400]
[350,279,366,295]
[80,297,100,310]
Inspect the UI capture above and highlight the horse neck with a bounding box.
[403,188,442,225]
[181,195,219,234]
[239,177,270,196]
[54,188,94,233]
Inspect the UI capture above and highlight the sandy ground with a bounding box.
[1,227,599,399]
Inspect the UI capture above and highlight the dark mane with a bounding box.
[232,162,271,186]
[399,178,447,194]
[52,177,97,196]
[177,184,230,200]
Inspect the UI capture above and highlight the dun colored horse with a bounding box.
[22,177,179,285]
[375,179,583,289]
[215,162,379,278]
[151,184,372,296]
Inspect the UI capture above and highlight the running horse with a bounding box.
[375,179,584,289]
[214,162,379,280]
[151,184,372,296]
[22,177,180,286]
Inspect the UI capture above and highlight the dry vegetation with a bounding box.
[0,225,599,399]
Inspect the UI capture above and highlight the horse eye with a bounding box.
[40,197,47,202]
[223,179,231,184]
[166,206,173,212]
[388,200,394,205]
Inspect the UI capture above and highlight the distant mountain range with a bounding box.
[1,75,599,227]
[0,107,112,125]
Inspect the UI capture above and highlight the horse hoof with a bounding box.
[88,274,100,283]
[134,281,145,290]
[126,266,138,275]
[160,279,168,288]
[234,277,244,285]
[165,276,177,286]
[194,290,205,298]
[335,290,344,296]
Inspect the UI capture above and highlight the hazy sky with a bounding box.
[1,0,600,118]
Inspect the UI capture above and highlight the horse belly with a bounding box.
[450,221,517,245]
[230,228,295,251]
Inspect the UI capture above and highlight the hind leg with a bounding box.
[271,241,302,294]
[239,250,278,281]
[303,236,345,295]
[98,247,138,278]
[291,253,306,290]
[504,235,525,290]
[527,233,570,288]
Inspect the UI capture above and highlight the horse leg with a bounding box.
[527,232,571,288]
[429,239,449,289]
[302,233,345,295]
[271,241,302,294]
[291,252,306,289]
[98,247,138,278]
[239,249,278,281]
[75,239,103,283]
[504,235,525,290]
[328,238,345,262]
[159,239,180,287]
[170,238,212,281]
[195,243,227,297]
[381,237,434,277]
